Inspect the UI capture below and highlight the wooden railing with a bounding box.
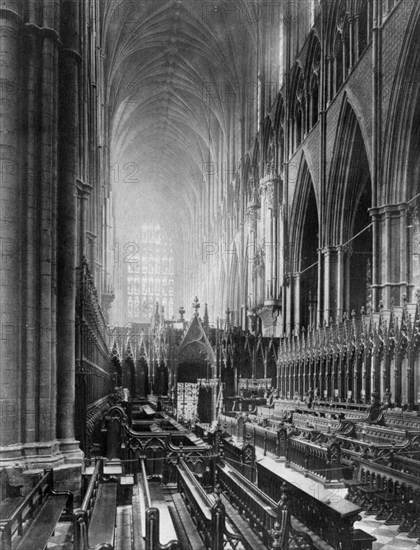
[105,405,212,482]
[220,435,256,482]
[286,435,343,483]
[176,458,243,550]
[0,470,73,550]
[216,461,318,549]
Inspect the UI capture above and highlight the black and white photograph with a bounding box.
[1,0,420,549]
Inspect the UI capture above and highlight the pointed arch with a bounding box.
[289,156,320,329]
[327,98,372,245]
[289,156,319,272]
[327,97,373,315]
[383,1,420,204]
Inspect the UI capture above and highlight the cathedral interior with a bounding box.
[1,0,420,549]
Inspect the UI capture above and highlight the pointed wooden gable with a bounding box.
[178,298,215,367]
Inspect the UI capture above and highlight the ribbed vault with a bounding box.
[103,0,257,238]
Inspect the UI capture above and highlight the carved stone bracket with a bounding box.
[257,301,281,329]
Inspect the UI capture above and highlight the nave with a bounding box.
[2,0,420,548]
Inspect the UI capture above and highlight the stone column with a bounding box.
[399,207,408,302]
[56,0,81,447]
[317,249,323,327]
[354,15,360,62]
[341,35,347,81]
[0,5,22,450]
[336,246,344,320]
[325,246,339,322]
[323,247,331,323]
[293,273,300,335]
[370,207,380,310]
[286,277,292,336]
[24,22,41,446]
[39,19,60,445]
[384,208,392,306]
[348,17,354,69]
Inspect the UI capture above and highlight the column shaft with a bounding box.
[24,29,40,444]
[57,0,80,441]
[0,10,22,447]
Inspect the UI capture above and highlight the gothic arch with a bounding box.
[327,97,373,315]
[383,1,420,204]
[290,156,319,271]
[327,97,372,245]
[289,156,320,329]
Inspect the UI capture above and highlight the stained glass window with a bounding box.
[126,223,175,320]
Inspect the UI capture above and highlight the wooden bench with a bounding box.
[139,458,179,550]
[217,460,326,550]
[257,457,375,550]
[74,459,118,550]
[0,470,73,550]
[88,481,117,548]
[169,493,206,550]
[148,482,178,547]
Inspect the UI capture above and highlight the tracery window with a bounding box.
[126,223,175,321]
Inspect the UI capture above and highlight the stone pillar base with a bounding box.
[0,439,84,504]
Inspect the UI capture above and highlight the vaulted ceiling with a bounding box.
[103,0,257,238]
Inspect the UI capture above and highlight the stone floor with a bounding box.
[252,442,420,550]
[353,512,419,550]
